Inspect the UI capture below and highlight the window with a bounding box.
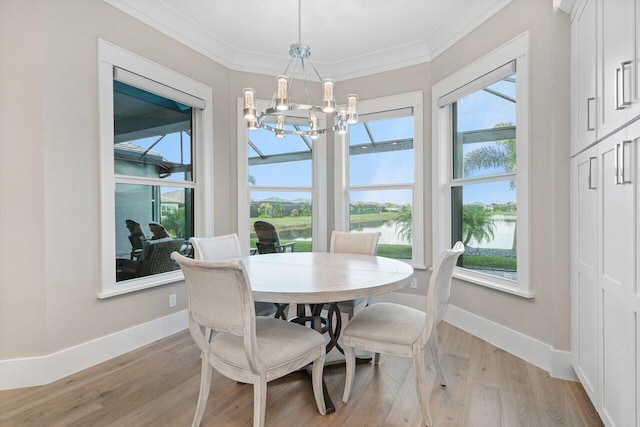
[237,100,327,253]
[98,40,213,298]
[335,92,424,266]
[432,33,531,297]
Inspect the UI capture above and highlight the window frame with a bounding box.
[431,32,532,298]
[334,91,425,268]
[237,98,328,254]
[97,39,214,298]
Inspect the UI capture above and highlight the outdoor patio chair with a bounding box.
[117,237,183,281]
[125,219,147,260]
[253,220,295,254]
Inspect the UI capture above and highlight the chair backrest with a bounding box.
[137,238,184,276]
[126,219,147,251]
[171,253,264,372]
[254,221,281,245]
[190,234,242,261]
[149,221,170,240]
[424,242,465,340]
[330,231,381,255]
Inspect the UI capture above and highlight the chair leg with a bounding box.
[413,348,433,427]
[192,356,213,427]
[253,376,267,427]
[312,351,327,415]
[342,344,356,403]
[431,333,446,386]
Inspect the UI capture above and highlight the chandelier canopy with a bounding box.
[242,0,358,140]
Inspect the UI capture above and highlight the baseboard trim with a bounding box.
[0,309,188,390]
[371,293,577,381]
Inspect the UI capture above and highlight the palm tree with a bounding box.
[462,205,496,246]
[463,122,516,188]
[463,122,516,249]
[395,210,412,243]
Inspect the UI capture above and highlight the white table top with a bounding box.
[243,252,414,304]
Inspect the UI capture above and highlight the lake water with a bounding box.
[466,215,516,249]
[276,214,514,248]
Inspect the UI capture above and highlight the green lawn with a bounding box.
[462,255,517,271]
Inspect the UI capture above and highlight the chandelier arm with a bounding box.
[307,58,325,84]
[301,58,313,121]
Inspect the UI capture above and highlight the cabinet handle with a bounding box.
[621,61,633,107]
[587,97,595,131]
[615,141,633,185]
[615,143,620,184]
[616,66,623,110]
[588,156,597,189]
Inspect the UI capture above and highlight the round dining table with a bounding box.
[243,252,414,304]
[241,251,414,412]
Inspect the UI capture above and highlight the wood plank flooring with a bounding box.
[0,322,602,426]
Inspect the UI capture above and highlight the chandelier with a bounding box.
[242,0,358,140]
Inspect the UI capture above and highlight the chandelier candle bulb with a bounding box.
[347,94,358,124]
[323,79,335,113]
[275,114,285,138]
[243,88,256,120]
[310,115,319,140]
[247,119,258,131]
[276,75,289,111]
[337,109,348,135]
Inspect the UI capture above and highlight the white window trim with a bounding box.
[334,91,425,269]
[97,39,214,299]
[431,32,532,298]
[237,98,327,254]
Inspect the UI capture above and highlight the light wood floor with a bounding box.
[0,322,602,426]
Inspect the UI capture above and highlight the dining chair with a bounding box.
[171,253,327,427]
[190,234,278,318]
[341,241,464,426]
[330,231,381,320]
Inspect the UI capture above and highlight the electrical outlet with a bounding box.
[410,278,417,289]
[169,294,177,308]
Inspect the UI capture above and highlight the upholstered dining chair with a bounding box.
[190,234,278,318]
[341,241,464,426]
[330,231,381,320]
[171,253,327,427]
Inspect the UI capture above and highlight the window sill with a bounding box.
[446,268,533,299]
[98,270,184,299]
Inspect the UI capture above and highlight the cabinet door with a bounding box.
[597,131,636,427]
[575,0,598,154]
[571,146,599,403]
[599,0,634,136]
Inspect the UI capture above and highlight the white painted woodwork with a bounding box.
[571,145,599,404]
[597,129,637,427]
[572,0,597,154]
[571,2,640,423]
[598,0,637,137]
[243,252,414,304]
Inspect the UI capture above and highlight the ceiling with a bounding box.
[104,0,519,81]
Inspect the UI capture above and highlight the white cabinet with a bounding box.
[572,0,597,154]
[596,129,637,427]
[571,145,599,404]
[598,0,639,137]
[572,125,640,426]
